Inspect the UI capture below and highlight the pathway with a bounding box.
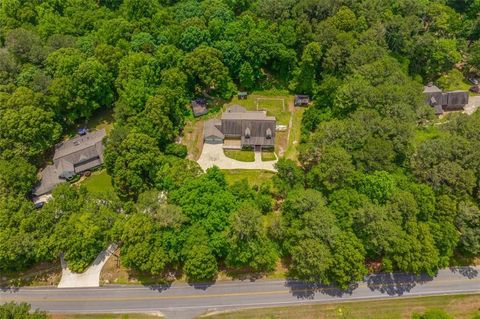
[58,244,117,288]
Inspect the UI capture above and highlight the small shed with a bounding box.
[191,98,208,117]
[294,95,310,106]
[238,92,248,100]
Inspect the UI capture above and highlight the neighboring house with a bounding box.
[33,129,106,197]
[294,95,310,106]
[204,105,276,149]
[191,98,208,117]
[423,84,469,115]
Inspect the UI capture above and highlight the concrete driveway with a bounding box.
[464,95,480,115]
[58,243,117,288]
[197,144,277,172]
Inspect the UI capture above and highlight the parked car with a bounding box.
[468,77,479,85]
[34,202,45,209]
[78,128,88,136]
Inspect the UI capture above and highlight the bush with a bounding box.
[165,143,188,158]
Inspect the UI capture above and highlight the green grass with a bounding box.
[81,170,115,195]
[85,107,114,133]
[227,93,291,125]
[284,107,304,161]
[261,151,277,161]
[51,314,162,319]
[224,150,255,162]
[414,125,448,146]
[223,169,275,186]
[203,294,480,319]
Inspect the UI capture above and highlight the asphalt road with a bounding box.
[1,266,479,319]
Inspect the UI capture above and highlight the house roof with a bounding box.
[33,129,106,196]
[423,84,442,94]
[221,109,275,121]
[204,119,224,139]
[445,91,469,108]
[54,129,106,160]
[226,105,247,113]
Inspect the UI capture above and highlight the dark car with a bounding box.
[34,202,45,209]
[78,128,88,136]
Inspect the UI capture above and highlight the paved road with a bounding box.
[1,266,479,319]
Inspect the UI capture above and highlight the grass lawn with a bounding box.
[284,107,304,161]
[51,314,162,319]
[261,150,277,161]
[205,294,480,319]
[414,124,448,146]
[85,107,114,133]
[81,170,114,195]
[223,169,275,186]
[224,149,255,162]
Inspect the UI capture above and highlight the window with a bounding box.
[266,128,272,139]
[245,127,251,139]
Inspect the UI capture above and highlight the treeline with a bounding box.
[1,0,480,287]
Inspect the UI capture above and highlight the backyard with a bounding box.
[80,170,115,196]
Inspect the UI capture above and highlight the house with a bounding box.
[423,84,469,115]
[294,95,310,106]
[33,129,106,196]
[191,98,208,117]
[204,105,276,149]
[238,92,248,100]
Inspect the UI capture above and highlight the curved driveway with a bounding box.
[1,266,479,319]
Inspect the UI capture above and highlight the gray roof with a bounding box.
[54,129,106,160]
[423,84,442,94]
[33,129,106,196]
[204,119,224,139]
[445,91,469,109]
[226,105,247,113]
[221,110,275,121]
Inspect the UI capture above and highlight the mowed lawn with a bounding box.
[205,294,480,319]
[223,169,275,186]
[81,170,114,195]
[51,314,161,319]
[224,149,255,162]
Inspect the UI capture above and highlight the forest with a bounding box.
[1,0,480,288]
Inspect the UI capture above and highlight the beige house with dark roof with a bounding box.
[33,129,106,196]
[204,105,276,149]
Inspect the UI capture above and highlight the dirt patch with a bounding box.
[182,120,205,161]
[1,262,61,287]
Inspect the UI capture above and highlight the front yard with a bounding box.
[224,149,255,162]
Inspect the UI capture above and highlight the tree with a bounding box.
[238,61,255,90]
[0,302,47,319]
[104,132,163,200]
[359,171,396,204]
[183,226,218,282]
[273,159,304,194]
[0,158,36,197]
[306,146,357,193]
[49,58,114,122]
[456,201,480,256]
[225,203,277,272]
[184,46,235,98]
[0,105,61,161]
